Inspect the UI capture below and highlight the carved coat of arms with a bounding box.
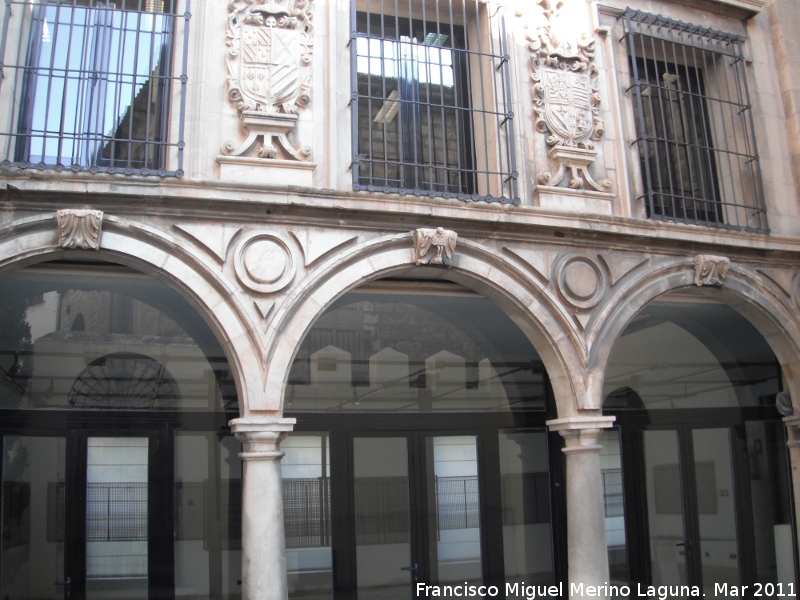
[527,0,610,191]
[226,0,313,115]
[528,0,603,149]
[541,69,593,142]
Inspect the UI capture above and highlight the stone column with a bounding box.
[783,416,800,554]
[230,416,296,600]
[547,416,616,598]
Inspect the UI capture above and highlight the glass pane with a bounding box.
[287,290,545,412]
[0,265,236,411]
[354,437,411,600]
[498,430,553,586]
[643,430,687,586]
[599,429,627,585]
[426,436,481,585]
[282,433,332,600]
[174,433,242,599]
[691,428,738,593]
[746,421,796,587]
[86,437,148,598]
[22,2,172,170]
[604,300,780,411]
[2,435,66,599]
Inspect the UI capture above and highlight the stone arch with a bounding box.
[0,213,263,415]
[586,257,800,411]
[262,231,588,417]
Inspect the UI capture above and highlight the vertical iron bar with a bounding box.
[626,16,656,218]
[737,38,767,230]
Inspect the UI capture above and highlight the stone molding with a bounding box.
[230,417,296,460]
[783,415,800,448]
[546,416,616,453]
[413,227,458,267]
[225,0,314,161]
[56,208,103,250]
[6,211,800,421]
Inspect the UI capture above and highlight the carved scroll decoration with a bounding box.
[413,228,458,267]
[693,255,730,286]
[57,209,103,250]
[224,0,313,160]
[529,0,610,191]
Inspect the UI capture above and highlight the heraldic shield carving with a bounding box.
[528,0,610,191]
[223,0,313,161]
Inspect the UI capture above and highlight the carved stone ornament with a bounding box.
[224,0,313,161]
[529,0,609,191]
[413,228,458,267]
[693,255,730,287]
[56,209,103,250]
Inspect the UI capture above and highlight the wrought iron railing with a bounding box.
[622,9,767,232]
[351,0,518,204]
[0,0,189,176]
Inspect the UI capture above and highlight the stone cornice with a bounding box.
[3,181,800,261]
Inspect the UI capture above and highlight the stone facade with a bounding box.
[0,0,799,598]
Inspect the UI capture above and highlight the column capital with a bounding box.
[546,415,616,454]
[784,415,800,448]
[229,416,296,461]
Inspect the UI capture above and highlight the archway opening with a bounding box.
[600,293,795,593]
[280,277,566,599]
[0,260,244,600]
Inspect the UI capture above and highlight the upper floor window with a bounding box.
[622,10,767,232]
[0,0,188,176]
[351,0,518,204]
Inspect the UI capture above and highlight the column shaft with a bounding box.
[548,416,615,599]
[231,417,295,600]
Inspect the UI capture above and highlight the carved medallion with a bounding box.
[234,231,296,294]
[56,209,103,250]
[413,228,458,267]
[554,254,606,310]
[225,0,313,160]
[693,255,730,287]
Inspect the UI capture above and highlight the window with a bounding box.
[623,10,767,231]
[351,1,518,203]
[0,0,188,176]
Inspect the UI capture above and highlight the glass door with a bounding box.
[351,434,483,600]
[641,426,741,594]
[1,430,172,600]
[1,435,68,599]
[85,437,149,599]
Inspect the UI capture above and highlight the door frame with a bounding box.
[0,411,182,600]
[610,406,797,590]
[290,411,566,600]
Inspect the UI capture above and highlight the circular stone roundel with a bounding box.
[556,255,606,310]
[234,232,295,294]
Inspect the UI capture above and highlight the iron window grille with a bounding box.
[0,0,189,176]
[351,0,518,204]
[622,9,767,232]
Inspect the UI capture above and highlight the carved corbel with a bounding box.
[528,0,610,191]
[224,0,314,161]
[56,209,103,250]
[693,255,730,286]
[413,227,458,267]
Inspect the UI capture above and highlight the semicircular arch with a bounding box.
[262,233,588,418]
[588,260,800,412]
[0,213,262,416]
